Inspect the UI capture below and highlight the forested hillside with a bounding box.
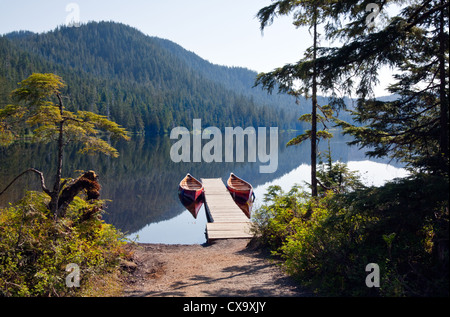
[0,21,302,134]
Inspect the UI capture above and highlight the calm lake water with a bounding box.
[0,132,408,245]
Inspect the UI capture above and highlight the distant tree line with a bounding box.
[0,22,302,134]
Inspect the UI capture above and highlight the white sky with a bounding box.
[0,0,395,96]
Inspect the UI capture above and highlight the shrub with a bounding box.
[0,191,127,297]
[252,174,449,296]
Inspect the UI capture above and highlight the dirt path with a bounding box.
[122,239,312,297]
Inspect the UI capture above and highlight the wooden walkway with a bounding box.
[201,178,252,242]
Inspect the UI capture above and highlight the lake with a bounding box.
[0,132,408,244]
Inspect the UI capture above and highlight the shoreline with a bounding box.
[121,239,312,297]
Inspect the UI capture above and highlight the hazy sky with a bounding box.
[0,0,395,96]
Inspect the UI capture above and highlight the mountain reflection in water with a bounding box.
[0,132,406,244]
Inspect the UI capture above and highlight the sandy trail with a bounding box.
[123,239,312,297]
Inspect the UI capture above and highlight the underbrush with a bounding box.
[252,174,449,296]
[0,191,129,297]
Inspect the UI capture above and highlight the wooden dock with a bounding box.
[201,178,252,242]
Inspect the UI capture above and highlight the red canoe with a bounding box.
[226,173,255,218]
[227,173,253,202]
[178,173,204,202]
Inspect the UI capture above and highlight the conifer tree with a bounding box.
[0,73,130,218]
[255,0,338,197]
[304,0,448,175]
[255,0,448,178]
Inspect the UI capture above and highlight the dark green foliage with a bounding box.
[253,174,449,296]
[333,174,449,296]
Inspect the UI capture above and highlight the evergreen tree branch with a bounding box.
[0,168,51,198]
[405,1,450,31]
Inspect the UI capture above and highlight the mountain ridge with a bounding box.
[0,21,301,133]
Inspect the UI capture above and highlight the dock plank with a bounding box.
[201,178,252,241]
[206,223,253,240]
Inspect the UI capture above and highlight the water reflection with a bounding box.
[252,160,410,209]
[178,192,204,219]
[0,132,406,244]
[128,204,209,245]
[234,199,253,219]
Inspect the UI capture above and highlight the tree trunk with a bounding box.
[438,0,449,168]
[50,94,65,218]
[311,15,318,197]
[57,171,101,218]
